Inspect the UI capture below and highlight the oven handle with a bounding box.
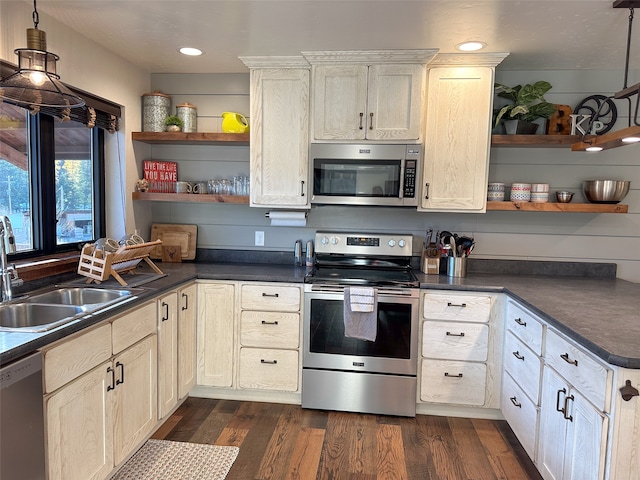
[308,285,417,296]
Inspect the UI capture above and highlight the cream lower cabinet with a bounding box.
[157,282,197,419]
[197,281,236,387]
[537,328,611,480]
[239,57,310,208]
[501,300,544,460]
[238,283,301,392]
[420,53,507,212]
[44,301,157,480]
[420,291,501,408]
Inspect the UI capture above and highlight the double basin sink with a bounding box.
[0,287,138,332]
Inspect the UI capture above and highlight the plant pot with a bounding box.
[503,119,539,135]
[166,125,182,132]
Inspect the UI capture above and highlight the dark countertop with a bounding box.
[1,262,638,369]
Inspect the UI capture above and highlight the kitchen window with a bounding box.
[0,102,106,258]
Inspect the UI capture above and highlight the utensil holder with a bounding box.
[447,257,467,278]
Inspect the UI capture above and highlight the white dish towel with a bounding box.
[343,286,378,341]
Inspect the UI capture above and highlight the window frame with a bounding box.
[7,111,106,260]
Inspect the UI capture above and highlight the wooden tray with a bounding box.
[150,224,197,260]
[77,240,164,286]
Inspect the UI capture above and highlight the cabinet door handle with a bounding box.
[446,331,465,337]
[369,112,374,130]
[510,396,522,408]
[514,317,527,327]
[300,180,305,197]
[181,292,188,311]
[563,394,574,422]
[261,320,279,325]
[447,302,467,308]
[359,112,364,130]
[561,352,578,366]
[556,387,567,414]
[107,366,116,392]
[116,361,124,386]
[512,351,525,361]
[262,292,279,298]
[424,183,430,199]
[444,372,463,378]
[162,301,169,321]
[260,359,278,365]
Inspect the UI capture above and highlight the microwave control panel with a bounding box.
[403,159,417,198]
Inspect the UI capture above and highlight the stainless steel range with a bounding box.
[302,231,420,417]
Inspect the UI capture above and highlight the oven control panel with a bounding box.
[315,231,412,256]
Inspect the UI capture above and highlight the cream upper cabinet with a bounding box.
[311,64,425,141]
[240,56,310,208]
[420,53,508,212]
[304,50,437,142]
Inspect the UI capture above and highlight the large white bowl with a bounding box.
[583,180,630,204]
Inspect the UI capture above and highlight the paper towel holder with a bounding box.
[264,211,308,219]
[265,210,308,227]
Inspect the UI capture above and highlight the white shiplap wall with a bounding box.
[146,70,639,283]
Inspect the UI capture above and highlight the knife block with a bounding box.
[420,250,440,275]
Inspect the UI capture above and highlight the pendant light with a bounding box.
[0,0,85,109]
[573,0,640,151]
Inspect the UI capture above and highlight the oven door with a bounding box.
[303,284,419,376]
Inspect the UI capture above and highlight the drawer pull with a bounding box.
[116,361,124,386]
[446,331,465,337]
[162,301,169,321]
[556,387,567,414]
[510,396,522,408]
[444,372,463,378]
[512,351,525,361]
[560,353,578,366]
[261,320,279,325]
[359,112,364,130]
[260,359,278,365]
[262,293,280,298]
[514,317,527,327]
[563,394,574,422]
[447,302,467,308]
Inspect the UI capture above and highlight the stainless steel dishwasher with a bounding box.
[1,352,46,480]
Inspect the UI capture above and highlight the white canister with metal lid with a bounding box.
[176,102,197,133]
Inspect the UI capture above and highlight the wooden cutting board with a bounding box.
[150,223,197,260]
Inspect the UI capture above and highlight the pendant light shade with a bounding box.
[0,4,85,109]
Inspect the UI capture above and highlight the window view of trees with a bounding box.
[1,102,99,254]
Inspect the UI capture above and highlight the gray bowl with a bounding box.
[583,180,630,204]
[556,191,574,203]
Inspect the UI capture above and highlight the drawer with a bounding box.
[502,371,538,460]
[422,321,488,361]
[503,331,542,404]
[545,329,611,412]
[505,300,544,356]
[43,322,112,393]
[240,310,300,349]
[238,348,299,392]
[420,359,486,406]
[111,300,157,354]
[423,292,492,323]
[241,284,301,312]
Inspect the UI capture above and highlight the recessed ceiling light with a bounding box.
[180,47,203,56]
[456,41,487,52]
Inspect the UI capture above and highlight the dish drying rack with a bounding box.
[78,240,164,286]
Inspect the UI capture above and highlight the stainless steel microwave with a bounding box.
[310,143,421,207]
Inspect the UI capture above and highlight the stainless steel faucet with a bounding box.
[1,216,23,302]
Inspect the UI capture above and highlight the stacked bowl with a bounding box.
[487,182,505,201]
[530,183,549,203]
[510,183,531,202]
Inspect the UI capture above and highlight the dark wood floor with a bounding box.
[152,397,543,480]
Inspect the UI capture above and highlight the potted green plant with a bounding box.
[165,115,184,132]
[493,81,556,134]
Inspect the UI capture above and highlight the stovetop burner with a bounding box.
[305,231,418,288]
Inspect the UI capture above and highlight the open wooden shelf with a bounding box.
[132,131,250,145]
[132,192,249,204]
[491,134,582,147]
[487,201,628,213]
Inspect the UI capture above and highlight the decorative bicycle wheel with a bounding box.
[574,95,617,134]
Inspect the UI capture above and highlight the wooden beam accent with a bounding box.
[487,201,628,213]
[571,125,640,151]
[0,139,27,170]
